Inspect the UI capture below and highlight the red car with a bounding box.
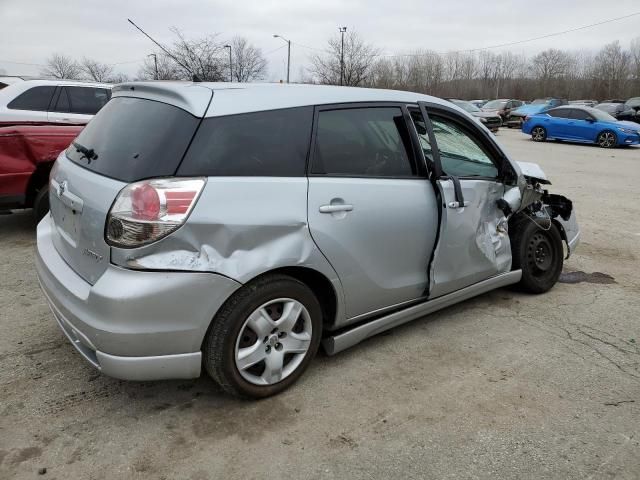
[0,123,83,219]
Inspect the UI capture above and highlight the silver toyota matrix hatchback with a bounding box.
[36,83,579,398]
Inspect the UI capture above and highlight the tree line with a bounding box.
[39,28,640,101]
[309,32,640,100]
[40,30,267,83]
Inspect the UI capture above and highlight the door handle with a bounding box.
[319,204,354,214]
[448,201,470,209]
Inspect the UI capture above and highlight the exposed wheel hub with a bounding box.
[527,232,554,274]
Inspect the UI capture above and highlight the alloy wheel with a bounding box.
[532,127,545,141]
[234,298,312,386]
[598,131,616,148]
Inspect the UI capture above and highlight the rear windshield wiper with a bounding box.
[72,141,98,163]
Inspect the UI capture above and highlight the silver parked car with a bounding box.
[36,83,580,398]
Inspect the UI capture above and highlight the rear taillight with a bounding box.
[106,178,205,248]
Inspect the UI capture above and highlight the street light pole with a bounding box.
[339,27,347,86]
[273,34,291,83]
[148,53,158,80]
[224,45,232,82]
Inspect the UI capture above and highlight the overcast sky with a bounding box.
[1,0,639,82]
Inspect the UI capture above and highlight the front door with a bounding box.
[307,105,439,319]
[411,104,514,298]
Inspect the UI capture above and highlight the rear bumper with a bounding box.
[35,215,242,380]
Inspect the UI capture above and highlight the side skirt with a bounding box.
[323,270,522,355]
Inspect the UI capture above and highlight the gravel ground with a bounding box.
[1,129,639,480]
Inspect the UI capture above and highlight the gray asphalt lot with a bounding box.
[1,129,639,479]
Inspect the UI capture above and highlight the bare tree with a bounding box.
[230,36,267,82]
[308,30,380,86]
[168,28,226,81]
[80,58,113,82]
[591,41,631,99]
[137,53,183,80]
[629,37,640,91]
[531,49,574,96]
[41,53,81,80]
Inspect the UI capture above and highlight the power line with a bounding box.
[264,45,287,56]
[0,60,45,66]
[378,11,640,57]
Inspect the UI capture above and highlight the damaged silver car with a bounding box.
[36,83,579,398]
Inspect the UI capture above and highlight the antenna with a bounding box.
[127,19,201,82]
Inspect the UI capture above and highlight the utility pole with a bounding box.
[273,34,291,83]
[339,27,347,86]
[224,44,232,82]
[148,53,158,80]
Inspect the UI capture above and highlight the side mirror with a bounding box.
[586,118,595,123]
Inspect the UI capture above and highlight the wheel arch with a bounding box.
[252,266,339,331]
[220,266,341,333]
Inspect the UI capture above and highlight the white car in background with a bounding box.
[0,79,111,125]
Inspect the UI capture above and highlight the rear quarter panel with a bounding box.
[110,177,348,326]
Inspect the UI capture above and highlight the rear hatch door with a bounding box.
[48,85,211,285]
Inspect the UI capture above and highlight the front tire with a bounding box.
[531,126,546,142]
[203,274,323,398]
[511,216,564,294]
[597,130,617,148]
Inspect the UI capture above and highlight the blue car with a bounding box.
[522,106,640,148]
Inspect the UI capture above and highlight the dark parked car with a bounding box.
[481,99,524,120]
[447,99,502,132]
[0,124,83,219]
[595,102,639,123]
[506,98,568,128]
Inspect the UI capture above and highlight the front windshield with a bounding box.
[483,100,507,109]
[531,99,549,105]
[451,100,480,113]
[588,107,617,122]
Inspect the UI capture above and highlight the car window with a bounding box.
[548,109,571,119]
[68,97,199,182]
[312,107,416,177]
[6,86,56,111]
[179,107,313,177]
[66,87,111,114]
[430,115,498,178]
[570,109,591,121]
[52,88,71,113]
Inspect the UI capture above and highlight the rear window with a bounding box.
[66,86,111,114]
[66,97,199,182]
[7,86,56,111]
[178,107,313,177]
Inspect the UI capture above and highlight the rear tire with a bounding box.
[597,130,617,148]
[531,126,546,142]
[202,274,323,398]
[33,187,49,222]
[510,216,564,294]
